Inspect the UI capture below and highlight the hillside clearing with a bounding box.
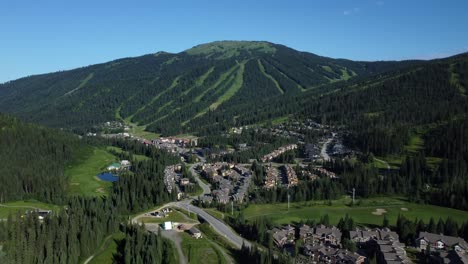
[241,197,468,226]
[65,147,117,196]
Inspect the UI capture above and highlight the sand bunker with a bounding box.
[371,208,387,215]
[401,207,408,211]
[96,188,105,193]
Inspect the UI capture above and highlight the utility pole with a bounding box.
[352,188,355,205]
[288,193,290,211]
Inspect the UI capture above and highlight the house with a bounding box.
[163,221,172,230]
[271,225,295,248]
[299,224,314,240]
[350,227,398,243]
[429,250,468,264]
[189,227,202,239]
[120,160,131,167]
[304,246,366,264]
[107,162,121,171]
[416,232,468,252]
[350,228,409,263]
[313,225,342,246]
[27,209,52,220]
[180,178,190,186]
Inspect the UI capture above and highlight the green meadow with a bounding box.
[242,197,468,226]
[66,147,117,196]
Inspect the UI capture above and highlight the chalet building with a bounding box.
[271,225,295,248]
[189,227,202,239]
[429,250,468,264]
[350,228,409,263]
[416,232,468,252]
[303,246,366,264]
[313,225,342,246]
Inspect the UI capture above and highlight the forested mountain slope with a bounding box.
[0,41,411,135]
[0,114,86,202]
[231,52,468,156]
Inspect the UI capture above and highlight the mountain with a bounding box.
[0,41,412,135]
[234,52,468,156]
[0,113,85,202]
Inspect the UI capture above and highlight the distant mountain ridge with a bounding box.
[0,41,419,135]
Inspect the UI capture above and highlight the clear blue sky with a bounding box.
[1,0,468,83]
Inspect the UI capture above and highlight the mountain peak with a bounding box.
[185,40,277,59]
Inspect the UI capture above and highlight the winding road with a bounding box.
[320,133,336,161]
[173,200,251,249]
[188,161,211,197]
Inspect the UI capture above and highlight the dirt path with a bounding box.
[82,235,113,264]
[374,158,391,169]
[207,239,234,264]
[321,133,336,161]
[0,204,41,209]
[161,230,187,264]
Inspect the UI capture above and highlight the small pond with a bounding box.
[98,172,119,182]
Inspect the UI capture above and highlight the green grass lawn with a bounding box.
[372,158,392,169]
[65,147,117,196]
[89,232,125,264]
[0,200,61,218]
[181,231,227,264]
[106,146,150,161]
[125,120,161,140]
[204,208,227,221]
[404,133,425,153]
[187,184,204,197]
[140,209,198,224]
[242,197,468,227]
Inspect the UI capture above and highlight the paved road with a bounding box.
[145,224,188,264]
[320,137,333,161]
[189,162,211,198]
[173,200,251,249]
[133,200,251,250]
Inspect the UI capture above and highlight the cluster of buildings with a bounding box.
[304,143,321,161]
[151,137,197,154]
[264,165,299,189]
[350,227,409,263]
[163,164,187,199]
[300,169,319,181]
[147,208,172,218]
[271,224,365,263]
[268,225,461,263]
[200,162,252,204]
[265,166,280,189]
[313,167,338,179]
[26,209,52,221]
[282,165,298,187]
[261,144,298,163]
[106,160,131,172]
[416,232,468,263]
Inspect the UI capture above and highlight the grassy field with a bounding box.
[204,208,227,221]
[258,59,284,94]
[65,147,117,196]
[0,200,61,218]
[88,232,125,264]
[242,197,468,226]
[404,134,424,153]
[125,121,161,140]
[106,146,150,162]
[180,231,227,264]
[140,209,198,224]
